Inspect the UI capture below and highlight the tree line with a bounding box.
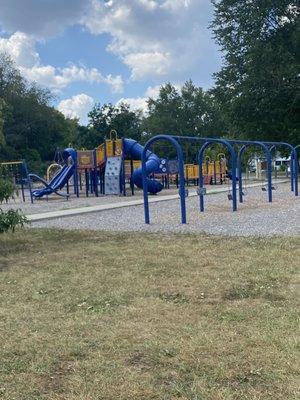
[0,0,299,171]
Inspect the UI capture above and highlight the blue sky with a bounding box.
[0,0,221,124]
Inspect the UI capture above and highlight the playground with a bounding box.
[1,133,299,236]
[1,134,299,400]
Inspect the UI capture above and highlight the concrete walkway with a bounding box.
[27,180,290,222]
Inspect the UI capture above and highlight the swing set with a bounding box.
[140,135,299,224]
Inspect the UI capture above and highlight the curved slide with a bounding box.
[30,148,76,198]
[123,138,163,194]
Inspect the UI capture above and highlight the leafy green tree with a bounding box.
[142,81,226,138]
[0,98,5,146]
[211,0,300,144]
[0,53,78,171]
[88,102,142,142]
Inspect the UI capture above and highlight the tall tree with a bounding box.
[143,81,226,137]
[88,102,142,143]
[0,98,5,146]
[211,0,300,144]
[0,53,79,171]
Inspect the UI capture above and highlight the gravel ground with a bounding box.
[32,183,300,237]
[0,189,145,215]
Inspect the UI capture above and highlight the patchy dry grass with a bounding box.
[0,229,299,400]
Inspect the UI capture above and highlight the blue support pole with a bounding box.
[73,151,79,198]
[23,159,34,204]
[292,147,298,196]
[198,139,237,212]
[198,142,208,212]
[142,135,186,224]
[237,145,246,203]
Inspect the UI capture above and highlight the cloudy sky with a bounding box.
[0,0,221,124]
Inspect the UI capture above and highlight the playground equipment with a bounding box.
[26,133,166,200]
[29,148,77,199]
[4,132,298,208]
[140,135,299,224]
[46,163,62,182]
[184,154,227,185]
[37,132,232,200]
[77,135,165,196]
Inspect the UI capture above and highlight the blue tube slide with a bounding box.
[123,138,163,194]
[31,148,77,198]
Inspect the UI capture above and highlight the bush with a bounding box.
[0,175,15,203]
[0,208,28,233]
[0,167,28,233]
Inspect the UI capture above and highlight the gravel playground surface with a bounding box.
[0,189,145,215]
[32,183,300,237]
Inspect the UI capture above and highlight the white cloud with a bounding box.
[83,0,219,86]
[0,31,38,67]
[0,31,124,93]
[117,96,148,113]
[123,52,171,80]
[145,85,161,98]
[117,85,161,113]
[0,0,220,88]
[57,93,94,125]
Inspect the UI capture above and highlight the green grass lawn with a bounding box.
[0,229,299,400]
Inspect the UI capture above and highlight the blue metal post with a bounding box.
[293,147,298,196]
[198,139,237,212]
[237,145,246,203]
[142,135,186,224]
[73,151,79,198]
[198,142,208,212]
[23,159,34,204]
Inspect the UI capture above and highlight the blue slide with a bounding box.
[123,138,163,194]
[30,148,77,198]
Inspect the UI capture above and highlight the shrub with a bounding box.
[0,167,28,233]
[0,208,28,233]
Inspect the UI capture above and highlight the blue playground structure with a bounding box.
[26,137,165,201]
[123,138,163,194]
[29,148,77,200]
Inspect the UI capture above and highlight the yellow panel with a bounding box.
[124,160,141,178]
[77,150,94,169]
[133,160,141,169]
[105,139,114,157]
[115,139,123,156]
[193,165,199,179]
[96,144,105,165]
[184,164,195,179]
